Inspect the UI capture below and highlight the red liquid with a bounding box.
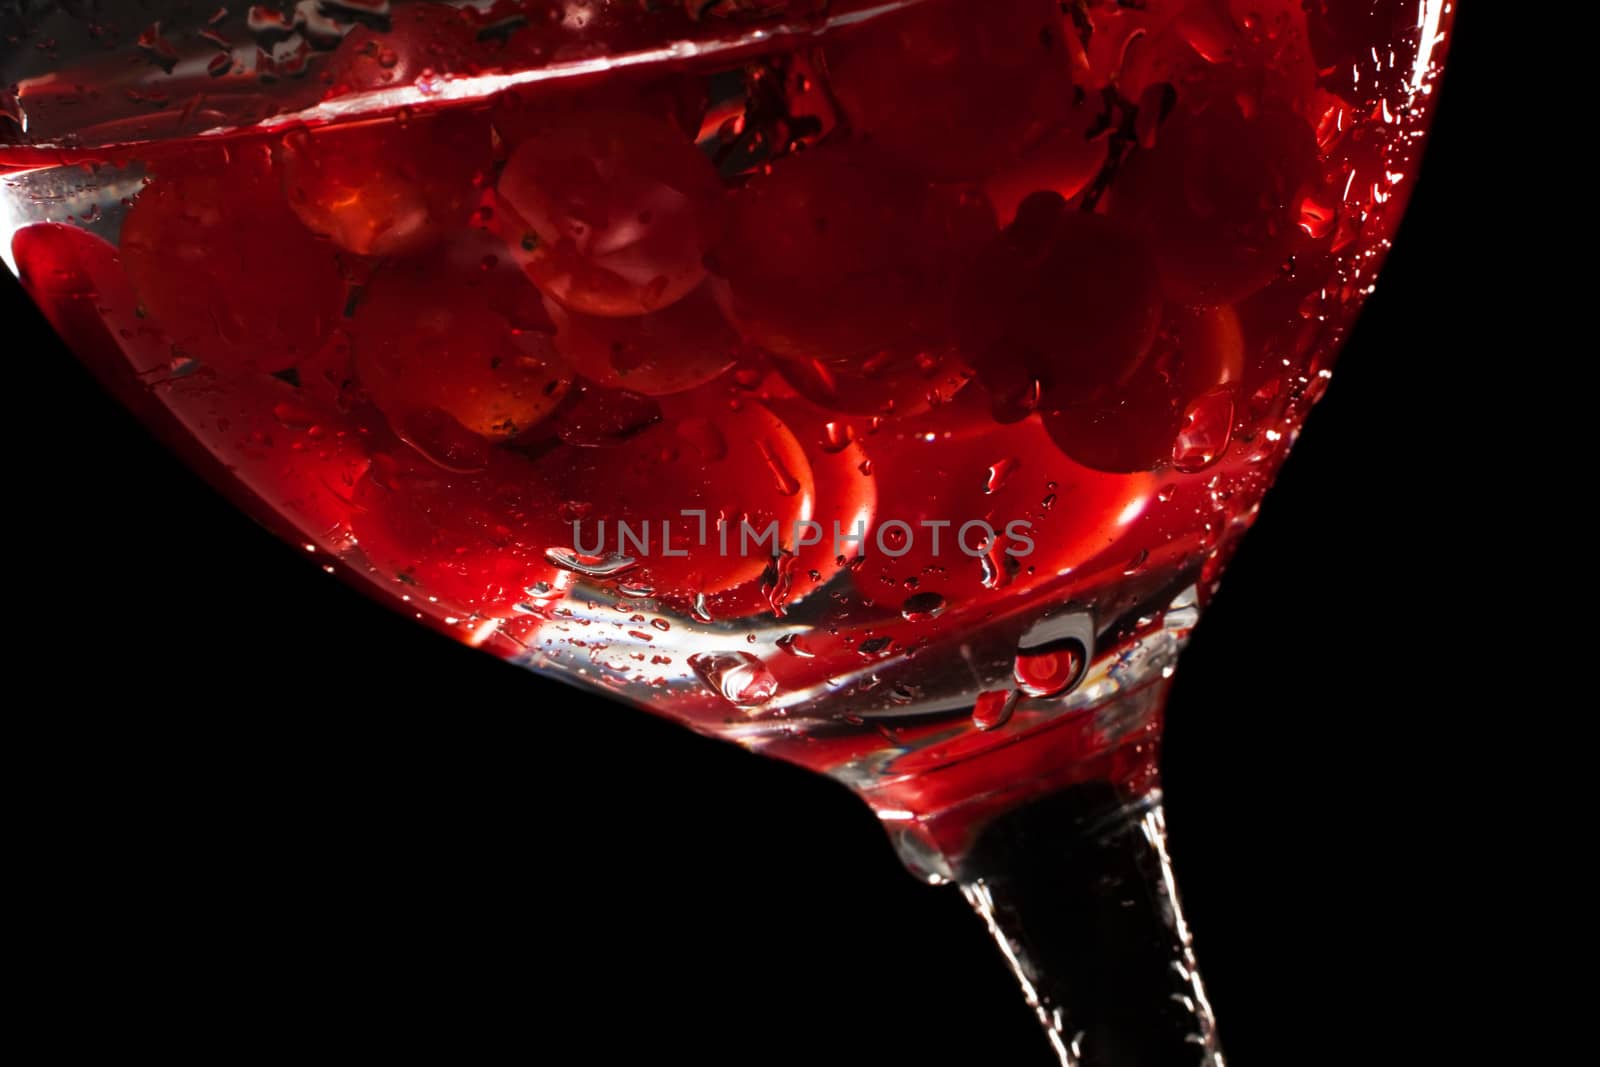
[2,0,1450,867]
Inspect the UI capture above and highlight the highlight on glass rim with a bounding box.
[1,2,1454,1062]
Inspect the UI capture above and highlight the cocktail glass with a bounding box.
[1,2,1453,1062]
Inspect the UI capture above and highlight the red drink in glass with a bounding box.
[4,3,1452,1059]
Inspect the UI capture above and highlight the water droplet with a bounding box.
[763,551,799,615]
[1297,190,1338,240]
[691,592,714,623]
[972,689,1019,731]
[901,592,947,621]
[1013,638,1087,698]
[990,377,1041,423]
[650,618,671,632]
[776,633,814,658]
[985,457,1020,494]
[857,636,893,657]
[820,421,855,453]
[544,548,638,578]
[688,652,777,709]
[980,546,1019,591]
[1172,390,1236,474]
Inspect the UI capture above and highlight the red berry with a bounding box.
[1039,371,1180,476]
[530,393,815,600]
[1110,96,1320,307]
[350,233,572,450]
[1042,304,1245,474]
[853,393,1153,612]
[352,448,569,615]
[496,108,727,317]
[546,282,740,396]
[1120,0,1316,115]
[825,0,1076,182]
[955,194,1163,418]
[12,224,167,382]
[278,112,493,257]
[120,142,348,373]
[983,97,1109,226]
[1102,1,1321,308]
[17,223,373,539]
[716,144,994,365]
[702,397,878,619]
[1074,1,1181,90]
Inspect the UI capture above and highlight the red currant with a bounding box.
[120,142,348,373]
[1042,304,1245,473]
[1074,1,1182,90]
[825,0,1076,182]
[352,448,569,615]
[496,108,728,317]
[854,393,1152,612]
[1120,0,1316,115]
[716,144,995,365]
[546,282,740,396]
[983,97,1109,226]
[531,392,815,599]
[955,193,1163,419]
[703,396,878,619]
[349,233,572,451]
[278,112,493,257]
[1109,96,1320,307]
[13,224,165,381]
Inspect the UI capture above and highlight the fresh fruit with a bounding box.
[826,0,1076,181]
[278,114,493,257]
[546,282,740,396]
[716,145,994,364]
[349,233,572,453]
[496,108,728,317]
[120,142,347,373]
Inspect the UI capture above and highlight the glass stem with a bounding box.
[957,783,1223,1067]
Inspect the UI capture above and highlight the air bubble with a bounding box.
[1013,638,1086,699]
[688,652,778,709]
[901,592,947,621]
[972,689,1019,731]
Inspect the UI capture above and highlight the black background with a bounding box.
[9,11,1496,1064]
